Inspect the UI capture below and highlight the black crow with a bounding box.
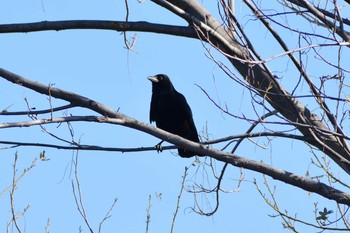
[148,74,200,158]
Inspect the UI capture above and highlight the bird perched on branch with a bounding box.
[148,74,200,158]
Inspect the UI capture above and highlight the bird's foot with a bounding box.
[154,140,164,153]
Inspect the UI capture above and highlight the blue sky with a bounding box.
[1,1,349,232]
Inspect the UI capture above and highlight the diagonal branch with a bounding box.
[154,0,350,175]
[243,0,350,158]
[0,68,350,205]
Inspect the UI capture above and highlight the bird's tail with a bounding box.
[178,148,205,158]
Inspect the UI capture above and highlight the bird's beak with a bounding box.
[147,76,159,83]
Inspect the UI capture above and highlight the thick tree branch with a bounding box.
[244,0,350,158]
[0,68,350,205]
[154,0,350,175]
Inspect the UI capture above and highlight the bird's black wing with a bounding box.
[173,91,199,143]
[149,94,157,123]
[171,91,199,157]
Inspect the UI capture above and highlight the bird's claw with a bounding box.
[153,140,164,153]
[154,143,163,153]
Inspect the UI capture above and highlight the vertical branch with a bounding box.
[7,152,36,233]
[124,0,130,49]
[45,218,51,233]
[170,166,188,233]
[10,152,22,233]
[123,0,138,52]
[145,195,152,233]
[71,152,94,233]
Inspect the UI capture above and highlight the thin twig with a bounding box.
[194,110,277,216]
[71,152,94,233]
[10,152,22,233]
[0,104,74,115]
[255,176,350,231]
[170,166,188,233]
[99,198,118,233]
[145,195,152,233]
[45,218,51,233]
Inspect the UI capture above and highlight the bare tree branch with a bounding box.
[10,153,23,233]
[152,0,350,175]
[0,68,349,205]
[0,0,349,175]
[170,166,188,233]
[284,0,350,28]
[71,152,94,233]
[0,20,197,38]
[7,152,36,233]
[244,0,350,163]
[98,198,117,233]
[0,140,177,152]
[145,195,152,233]
[0,104,74,115]
[0,115,120,129]
[286,0,350,41]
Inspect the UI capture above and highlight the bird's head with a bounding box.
[148,74,175,93]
